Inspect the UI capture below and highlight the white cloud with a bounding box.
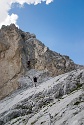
[0,14,18,28]
[0,0,53,28]
[12,0,53,5]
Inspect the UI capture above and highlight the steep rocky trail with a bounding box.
[27,89,84,125]
[0,68,84,125]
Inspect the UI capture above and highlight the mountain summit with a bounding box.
[0,24,78,99]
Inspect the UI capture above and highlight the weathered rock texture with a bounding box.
[0,68,84,125]
[22,38,76,76]
[0,24,22,99]
[0,24,80,99]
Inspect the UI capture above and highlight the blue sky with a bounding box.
[9,0,84,65]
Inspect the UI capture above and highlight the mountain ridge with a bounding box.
[0,24,82,99]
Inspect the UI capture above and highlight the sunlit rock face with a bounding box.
[0,68,84,125]
[0,24,22,99]
[0,24,80,99]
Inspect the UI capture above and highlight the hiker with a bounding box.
[33,77,37,87]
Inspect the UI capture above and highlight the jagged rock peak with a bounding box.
[1,24,18,30]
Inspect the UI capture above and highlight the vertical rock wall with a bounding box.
[0,24,22,99]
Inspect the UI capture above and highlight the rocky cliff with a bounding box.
[0,24,22,99]
[0,24,78,99]
[20,32,76,75]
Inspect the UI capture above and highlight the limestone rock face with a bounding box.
[22,38,76,76]
[0,68,84,125]
[0,24,80,99]
[0,24,22,99]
